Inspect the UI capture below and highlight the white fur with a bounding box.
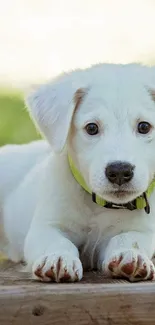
[1,63,155,282]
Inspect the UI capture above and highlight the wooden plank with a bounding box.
[1,280,155,325]
[0,262,155,325]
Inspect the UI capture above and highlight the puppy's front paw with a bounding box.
[32,253,83,283]
[102,249,155,282]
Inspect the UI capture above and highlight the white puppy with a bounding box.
[0,63,155,283]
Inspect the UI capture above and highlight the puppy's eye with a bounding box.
[137,121,152,134]
[85,123,99,135]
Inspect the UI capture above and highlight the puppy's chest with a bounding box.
[79,207,125,269]
[86,209,123,242]
[83,203,152,242]
[79,206,153,269]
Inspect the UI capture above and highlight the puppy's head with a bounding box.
[26,64,155,204]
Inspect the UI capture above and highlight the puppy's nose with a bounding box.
[105,161,134,186]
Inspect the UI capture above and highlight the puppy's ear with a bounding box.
[26,75,86,152]
[150,89,155,102]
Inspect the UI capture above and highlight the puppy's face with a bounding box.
[69,73,155,204]
[27,64,155,204]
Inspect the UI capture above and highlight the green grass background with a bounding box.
[0,90,41,146]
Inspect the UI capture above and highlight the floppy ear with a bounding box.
[26,74,86,152]
[150,90,155,102]
[147,66,155,103]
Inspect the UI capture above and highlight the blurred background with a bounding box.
[1,0,155,145]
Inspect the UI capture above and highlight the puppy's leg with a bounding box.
[24,226,83,283]
[98,231,155,281]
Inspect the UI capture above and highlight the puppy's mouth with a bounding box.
[109,190,136,198]
[100,189,139,204]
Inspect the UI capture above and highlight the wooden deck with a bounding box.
[0,261,155,324]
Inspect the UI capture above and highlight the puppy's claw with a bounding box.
[33,253,83,283]
[102,249,155,282]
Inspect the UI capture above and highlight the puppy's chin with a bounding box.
[98,190,141,205]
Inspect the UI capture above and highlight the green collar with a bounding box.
[68,155,155,214]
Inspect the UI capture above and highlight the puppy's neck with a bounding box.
[68,154,154,214]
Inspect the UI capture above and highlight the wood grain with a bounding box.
[0,261,155,325]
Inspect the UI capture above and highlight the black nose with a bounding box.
[105,161,134,186]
